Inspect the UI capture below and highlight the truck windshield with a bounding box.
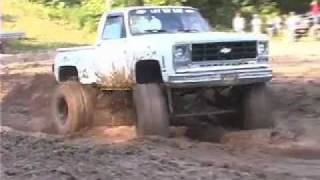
[129,8,212,35]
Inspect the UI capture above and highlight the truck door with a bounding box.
[95,13,131,88]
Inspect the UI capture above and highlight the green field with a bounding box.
[3,0,96,52]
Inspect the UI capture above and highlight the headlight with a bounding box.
[257,41,269,55]
[173,44,191,66]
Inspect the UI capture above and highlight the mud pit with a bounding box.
[1,41,320,179]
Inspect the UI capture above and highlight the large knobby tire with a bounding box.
[241,84,274,130]
[51,81,94,135]
[133,84,169,137]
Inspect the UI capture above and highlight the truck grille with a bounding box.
[191,41,257,62]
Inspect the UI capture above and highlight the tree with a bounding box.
[28,0,311,31]
[135,0,144,6]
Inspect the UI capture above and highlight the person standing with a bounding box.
[266,18,276,37]
[251,14,262,34]
[232,12,245,33]
[0,1,3,54]
[311,0,320,24]
[274,15,283,35]
[0,0,3,33]
[287,12,299,42]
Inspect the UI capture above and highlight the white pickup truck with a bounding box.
[52,6,273,137]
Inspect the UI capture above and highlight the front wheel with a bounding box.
[133,84,169,137]
[239,83,274,130]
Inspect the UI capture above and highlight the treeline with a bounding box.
[28,0,311,31]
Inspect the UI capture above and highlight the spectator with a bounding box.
[0,9,4,53]
[251,14,262,34]
[287,12,299,42]
[266,18,276,37]
[232,12,245,33]
[0,10,2,32]
[274,15,283,34]
[310,0,320,24]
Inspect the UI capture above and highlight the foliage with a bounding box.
[9,0,313,34]
[3,0,95,52]
[25,0,311,32]
[3,0,312,52]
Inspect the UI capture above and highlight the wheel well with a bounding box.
[59,66,79,81]
[135,60,163,84]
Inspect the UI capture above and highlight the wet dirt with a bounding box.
[1,41,320,179]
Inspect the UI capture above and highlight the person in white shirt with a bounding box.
[274,15,283,35]
[232,13,245,33]
[266,18,276,37]
[251,14,262,34]
[287,12,299,42]
[0,12,2,33]
[131,15,162,33]
[148,16,162,30]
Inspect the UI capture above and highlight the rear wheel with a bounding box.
[238,83,274,130]
[51,81,95,135]
[133,84,169,137]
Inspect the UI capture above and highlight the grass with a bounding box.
[2,0,96,53]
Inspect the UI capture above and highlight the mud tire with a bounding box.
[133,84,169,137]
[241,83,274,130]
[51,81,95,135]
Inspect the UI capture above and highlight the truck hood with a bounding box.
[132,31,268,45]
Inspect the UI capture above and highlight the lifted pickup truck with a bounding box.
[52,6,273,137]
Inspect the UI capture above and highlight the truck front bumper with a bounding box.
[166,66,272,88]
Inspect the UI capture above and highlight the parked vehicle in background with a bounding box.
[294,13,320,40]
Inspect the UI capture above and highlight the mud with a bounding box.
[0,61,135,131]
[96,68,134,89]
[1,41,320,179]
[2,126,320,180]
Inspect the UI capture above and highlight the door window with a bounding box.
[102,15,126,40]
